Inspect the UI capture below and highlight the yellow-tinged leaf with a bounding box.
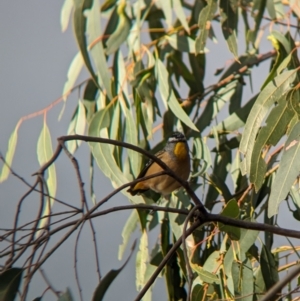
[37,122,57,197]
[61,0,73,32]
[67,100,86,154]
[36,122,57,235]
[62,52,84,101]
[0,126,18,182]
[136,230,148,290]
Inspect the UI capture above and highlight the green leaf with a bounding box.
[101,0,117,12]
[202,251,221,274]
[73,0,98,87]
[37,122,56,198]
[205,150,232,210]
[67,100,87,154]
[260,245,279,290]
[189,53,205,95]
[36,122,57,233]
[219,0,238,59]
[61,0,74,32]
[0,125,18,183]
[191,284,205,301]
[223,226,259,295]
[266,0,276,19]
[231,259,253,301]
[88,109,123,183]
[158,0,172,27]
[195,0,218,53]
[62,52,84,100]
[247,0,267,46]
[85,0,112,99]
[268,122,300,217]
[218,199,241,240]
[192,265,220,284]
[168,196,186,240]
[136,231,149,291]
[290,184,300,211]
[114,51,141,176]
[261,31,291,90]
[289,0,300,19]
[250,97,294,191]
[254,266,266,295]
[172,0,190,33]
[57,288,73,301]
[88,108,144,202]
[240,69,297,175]
[155,58,199,132]
[118,210,138,261]
[192,137,212,177]
[0,268,23,301]
[166,34,197,53]
[105,3,131,55]
[196,80,239,132]
[93,241,136,301]
[214,94,257,134]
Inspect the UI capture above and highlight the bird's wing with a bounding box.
[135,149,165,179]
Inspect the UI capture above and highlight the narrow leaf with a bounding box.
[166,34,197,53]
[191,265,220,284]
[218,199,241,240]
[61,0,74,32]
[196,80,239,132]
[37,122,57,199]
[250,98,294,191]
[136,231,148,291]
[240,69,297,175]
[214,94,257,134]
[73,0,98,86]
[0,268,23,301]
[268,122,300,217]
[88,108,144,203]
[158,0,172,28]
[155,59,199,132]
[172,0,190,33]
[92,241,136,301]
[0,126,18,183]
[36,122,57,233]
[105,3,131,55]
[67,100,86,154]
[219,0,238,59]
[195,0,218,53]
[118,210,138,260]
[57,288,73,301]
[62,52,84,100]
[260,245,279,289]
[85,0,112,99]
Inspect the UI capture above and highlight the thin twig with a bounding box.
[60,141,102,281]
[74,223,84,301]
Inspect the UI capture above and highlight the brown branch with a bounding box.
[206,214,300,239]
[259,265,300,301]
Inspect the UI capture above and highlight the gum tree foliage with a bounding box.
[1,0,300,300]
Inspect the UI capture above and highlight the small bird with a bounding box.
[127,132,190,196]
